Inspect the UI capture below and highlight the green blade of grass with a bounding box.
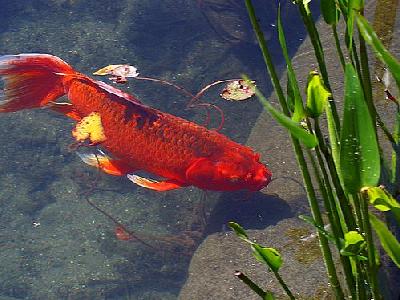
[356,14,400,88]
[277,4,305,122]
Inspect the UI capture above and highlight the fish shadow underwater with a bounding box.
[204,191,295,235]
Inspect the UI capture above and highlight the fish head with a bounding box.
[214,151,272,191]
[187,151,272,191]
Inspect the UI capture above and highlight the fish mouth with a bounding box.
[251,165,272,191]
[253,176,271,191]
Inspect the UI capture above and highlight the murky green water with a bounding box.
[0,1,313,299]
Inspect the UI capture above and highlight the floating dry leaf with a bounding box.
[93,64,139,84]
[220,79,255,101]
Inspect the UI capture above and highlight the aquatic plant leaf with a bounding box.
[362,186,400,225]
[277,5,305,122]
[339,64,380,194]
[229,221,250,242]
[251,244,283,272]
[246,78,318,148]
[340,231,366,257]
[264,292,275,300]
[320,0,339,25]
[369,212,400,267]
[220,80,255,101]
[356,14,400,88]
[306,71,331,118]
[353,0,365,10]
[229,222,283,272]
[363,186,400,211]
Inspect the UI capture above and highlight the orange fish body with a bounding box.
[0,54,271,192]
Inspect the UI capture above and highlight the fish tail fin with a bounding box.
[0,53,75,112]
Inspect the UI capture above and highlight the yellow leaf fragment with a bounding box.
[72,112,106,144]
[93,65,123,76]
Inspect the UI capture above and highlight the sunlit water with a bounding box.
[0,1,313,299]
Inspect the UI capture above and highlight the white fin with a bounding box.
[77,151,109,168]
[127,174,157,187]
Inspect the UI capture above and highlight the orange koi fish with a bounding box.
[0,54,271,192]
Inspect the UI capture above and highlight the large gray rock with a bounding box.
[179,217,333,300]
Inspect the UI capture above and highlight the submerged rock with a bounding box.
[179,217,333,300]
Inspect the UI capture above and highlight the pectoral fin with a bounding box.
[78,152,134,176]
[47,102,82,121]
[127,174,184,191]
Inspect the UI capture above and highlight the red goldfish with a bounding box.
[0,54,271,192]
[114,225,134,241]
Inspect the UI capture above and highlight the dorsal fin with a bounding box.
[76,76,160,127]
[95,80,142,104]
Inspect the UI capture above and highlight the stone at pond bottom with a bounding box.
[179,217,333,300]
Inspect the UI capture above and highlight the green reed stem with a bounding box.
[296,1,341,132]
[307,120,344,239]
[292,138,345,300]
[378,112,397,146]
[314,119,357,231]
[332,25,346,70]
[391,112,400,189]
[349,193,369,300]
[273,270,295,300]
[351,193,364,232]
[312,149,343,239]
[359,193,382,300]
[358,29,374,121]
[234,271,268,298]
[244,1,345,297]
[356,260,367,300]
[309,120,357,296]
[244,0,289,116]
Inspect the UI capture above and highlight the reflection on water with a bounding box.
[0,1,313,299]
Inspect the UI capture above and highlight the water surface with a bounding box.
[0,1,313,298]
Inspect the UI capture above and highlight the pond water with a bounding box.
[0,1,315,299]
